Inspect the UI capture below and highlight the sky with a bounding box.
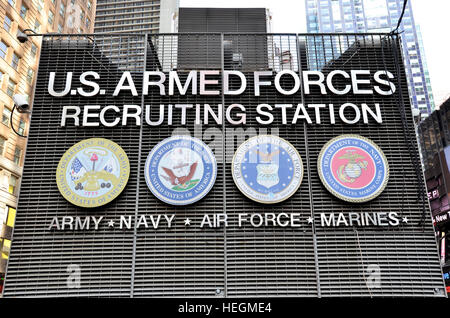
[180,0,450,107]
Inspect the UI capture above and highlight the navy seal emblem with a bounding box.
[145,136,217,205]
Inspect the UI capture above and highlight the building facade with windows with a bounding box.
[418,98,450,292]
[93,0,178,72]
[0,0,96,294]
[305,0,435,117]
[94,0,179,34]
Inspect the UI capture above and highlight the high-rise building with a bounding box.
[94,0,179,72]
[94,0,179,34]
[305,0,434,117]
[0,0,96,294]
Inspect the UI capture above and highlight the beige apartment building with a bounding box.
[0,0,96,293]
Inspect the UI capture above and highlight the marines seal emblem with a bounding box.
[145,136,217,205]
[317,134,389,203]
[232,135,303,204]
[56,138,130,208]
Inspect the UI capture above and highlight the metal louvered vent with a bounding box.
[3,33,446,298]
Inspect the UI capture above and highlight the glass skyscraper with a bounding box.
[305,0,435,117]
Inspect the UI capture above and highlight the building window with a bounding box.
[0,41,7,59]
[0,138,5,155]
[33,20,40,33]
[20,4,28,20]
[6,206,16,227]
[2,107,11,125]
[3,16,12,32]
[13,147,21,165]
[7,0,15,8]
[60,3,65,17]
[11,53,19,71]
[27,68,33,84]
[37,0,44,11]
[86,18,90,29]
[8,175,17,194]
[57,24,63,33]
[18,119,25,135]
[31,43,37,58]
[6,80,15,97]
[1,238,11,259]
[48,11,54,25]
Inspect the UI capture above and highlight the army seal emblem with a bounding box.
[144,136,217,205]
[317,134,389,203]
[232,135,303,204]
[56,138,130,208]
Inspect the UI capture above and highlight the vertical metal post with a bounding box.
[392,33,446,294]
[129,33,148,298]
[220,32,228,298]
[392,34,426,225]
[296,33,322,297]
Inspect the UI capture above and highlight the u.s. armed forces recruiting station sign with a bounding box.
[49,69,399,229]
[55,70,394,127]
[4,34,446,299]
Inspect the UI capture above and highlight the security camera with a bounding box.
[11,94,30,138]
[13,94,30,113]
[17,31,28,43]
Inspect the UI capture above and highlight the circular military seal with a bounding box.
[232,135,303,204]
[144,136,217,205]
[317,134,389,203]
[56,138,130,208]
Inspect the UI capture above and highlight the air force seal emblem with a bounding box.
[232,135,303,204]
[144,136,217,205]
[318,134,389,203]
[56,138,130,208]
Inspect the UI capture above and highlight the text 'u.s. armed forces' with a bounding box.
[49,69,396,127]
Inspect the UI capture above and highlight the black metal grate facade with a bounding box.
[3,33,446,297]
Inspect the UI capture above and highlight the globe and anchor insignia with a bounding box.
[336,150,369,184]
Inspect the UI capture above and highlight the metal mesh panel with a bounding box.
[3,35,145,296]
[303,34,444,296]
[3,33,445,297]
